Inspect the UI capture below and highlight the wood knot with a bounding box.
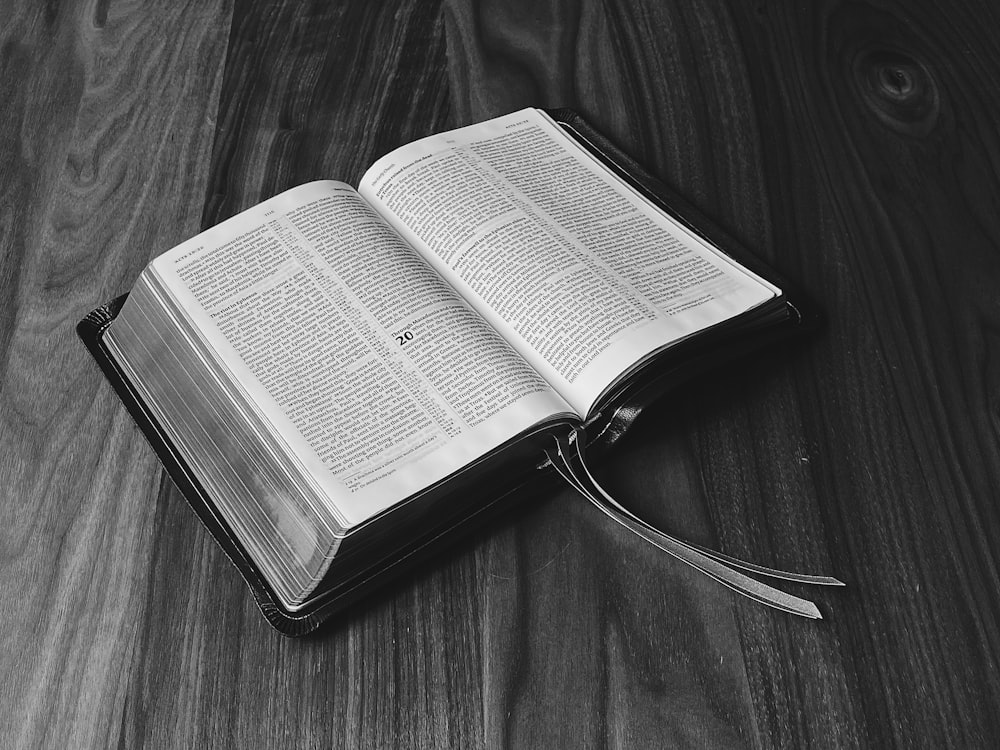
[852,49,939,136]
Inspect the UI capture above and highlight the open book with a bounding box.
[79,108,839,634]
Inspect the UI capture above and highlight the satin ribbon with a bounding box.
[544,431,844,619]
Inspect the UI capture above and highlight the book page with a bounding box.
[359,109,778,416]
[149,181,572,527]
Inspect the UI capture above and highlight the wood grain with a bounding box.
[2,0,1000,747]
[714,3,1000,747]
[0,1,231,747]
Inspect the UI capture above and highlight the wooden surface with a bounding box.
[2,0,999,746]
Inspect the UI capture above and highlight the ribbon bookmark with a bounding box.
[545,431,844,619]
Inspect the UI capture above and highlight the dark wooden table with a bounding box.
[3,1,998,747]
